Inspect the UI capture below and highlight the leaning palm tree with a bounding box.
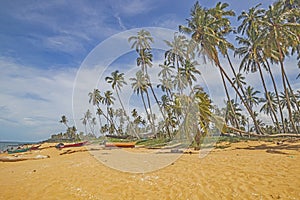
[105,70,127,116]
[261,0,300,133]
[179,2,263,134]
[235,31,281,132]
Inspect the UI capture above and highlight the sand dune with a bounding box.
[0,140,299,199]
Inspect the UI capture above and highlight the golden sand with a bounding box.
[0,140,299,199]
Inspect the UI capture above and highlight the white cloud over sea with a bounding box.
[0,57,76,141]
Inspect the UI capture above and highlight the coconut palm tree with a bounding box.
[105,70,127,116]
[157,62,174,97]
[129,30,165,124]
[225,99,242,130]
[60,115,69,128]
[260,92,279,127]
[80,115,88,135]
[179,2,263,134]
[232,73,246,103]
[130,70,155,133]
[164,33,188,67]
[262,0,300,133]
[102,90,116,129]
[179,59,201,90]
[235,31,281,132]
[244,86,261,110]
[128,29,154,75]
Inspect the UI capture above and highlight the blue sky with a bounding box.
[0,0,298,141]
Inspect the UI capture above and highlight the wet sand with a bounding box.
[0,140,299,199]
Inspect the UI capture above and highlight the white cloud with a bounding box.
[0,57,76,141]
[111,0,155,16]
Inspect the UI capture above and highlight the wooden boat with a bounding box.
[30,145,41,150]
[56,141,88,149]
[105,142,135,148]
[7,147,30,154]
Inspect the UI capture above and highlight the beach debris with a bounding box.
[0,154,50,162]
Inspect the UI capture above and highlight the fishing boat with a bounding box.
[30,144,41,150]
[7,147,30,154]
[55,141,88,149]
[104,142,135,148]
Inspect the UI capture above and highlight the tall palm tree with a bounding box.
[224,99,242,130]
[83,109,94,136]
[59,115,69,128]
[260,92,279,127]
[102,90,116,128]
[158,61,175,98]
[130,70,155,133]
[235,31,281,131]
[232,73,246,103]
[179,59,201,90]
[179,2,263,134]
[129,30,164,124]
[164,33,187,67]
[80,115,88,135]
[88,89,116,133]
[262,0,300,133]
[244,86,261,109]
[105,70,127,116]
[128,29,154,75]
[165,33,189,94]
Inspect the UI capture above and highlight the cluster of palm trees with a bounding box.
[179,0,300,134]
[80,0,299,141]
[50,115,80,141]
[83,28,212,145]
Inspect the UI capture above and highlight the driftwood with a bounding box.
[0,155,50,162]
[223,125,300,138]
[105,134,130,139]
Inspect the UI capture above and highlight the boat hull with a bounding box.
[105,142,135,148]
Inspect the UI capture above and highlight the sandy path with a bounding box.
[0,140,299,199]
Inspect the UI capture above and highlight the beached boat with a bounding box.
[7,147,30,154]
[30,145,41,150]
[105,142,135,148]
[55,141,88,149]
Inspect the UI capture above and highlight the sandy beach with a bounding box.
[0,140,299,200]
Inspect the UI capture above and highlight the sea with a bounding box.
[0,141,36,151]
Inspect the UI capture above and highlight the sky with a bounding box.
[0,0,299,141]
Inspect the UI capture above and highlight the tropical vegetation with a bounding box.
[51,0,300,147]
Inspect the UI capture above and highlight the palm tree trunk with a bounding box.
[219,69,240,131]
[145,90,156,134]
[280,60,299,133]
[148,83,172,138]
[283,70,300,112]
[257,63,281,132]
[97,105,118,134]
[217,63,264,134]
[265,60,286,132]
[140,92,151,128]
[115,89,127,116]
[225,53,263,133]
